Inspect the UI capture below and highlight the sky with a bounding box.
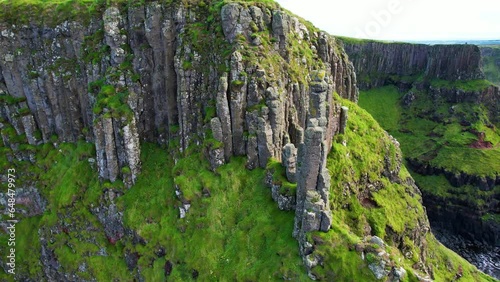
[274,0,500,42]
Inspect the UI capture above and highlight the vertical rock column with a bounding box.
[93,7,141,187]
[229,51,247,156]
[339,106,349,134]
[293,71,333,278]
[215,75,233,162]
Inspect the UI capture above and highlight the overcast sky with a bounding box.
[275,0,500,42]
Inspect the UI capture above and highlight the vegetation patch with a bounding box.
[359,85,500,177]
[266,158,297,196]
[91,83,133,121]
[0,141,308,280]
[430,79,493,91]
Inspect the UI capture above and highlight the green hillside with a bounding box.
[1,98,494,281]
[359,85,500,224]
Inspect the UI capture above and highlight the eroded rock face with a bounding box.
[343,42,484,89]
[0,4,358,186]
[291,72,337,277]
[0,2,359,279]
[0,187,46,218]
[282,143,297,183]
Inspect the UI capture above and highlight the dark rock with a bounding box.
[257,114,273,168]
[339,106,348,134]
[0,3,363,278]
[164,260,173,277]
[402,91,415,107]
[0,187,46,217]
[208,117,225,170]
[229,51,247,156]
[202,187,211,198]
[343,41,484,89]
[192,269,199,279]
[92,202,125,245]
[221,3,243,43]
[125,251,139,271]
[155,246,166,257]
[210,117,224,143]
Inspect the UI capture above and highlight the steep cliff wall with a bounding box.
[0,0,360,278]
[343,40,484,89]
[346,39,500,250]
[342,40,499,123]
[481,46,500,86]
[0,1,358,185]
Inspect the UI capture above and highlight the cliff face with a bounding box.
[0,2,357,184]
[345,39,500,250]
[480,46,500,86]
[343,41,484,89]
[342,40,499,123]
[0,0,361,278]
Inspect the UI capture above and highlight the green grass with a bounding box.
[0,0,107,26]
[119,144,308,281]
[0,141,130,280]
[326,97,423,237]
[0,141,308,281]
[430,79,493,91]
[0,102,495,281]
[357,85,403,131]
[359,85,500,177]
[412,173,500,211]
[311,96,494,281]
[266,158,297,196]
[358,84,500,246]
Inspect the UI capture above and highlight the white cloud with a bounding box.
[275,0,500,41]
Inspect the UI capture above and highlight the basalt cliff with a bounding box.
[0,1,496,281]
[342,39,500,255]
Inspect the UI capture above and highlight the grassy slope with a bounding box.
[358,85,500,214]
[0,101,496,280]
[119,146,308,281]
[0,142,308,281]
[359,85,500,176]
[0,1,496,281]
[314,97,494,282]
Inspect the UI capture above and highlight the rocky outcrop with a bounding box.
[343,39,500,254]
[408,157,500,247]
[292,71,335,277]
[423,192,500,247]
[0,186,46,219]
[265,170,296,211]
[408,158,500,191]
[424,84,500,123]
[282,143,297,182]
[355,236,408,281]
